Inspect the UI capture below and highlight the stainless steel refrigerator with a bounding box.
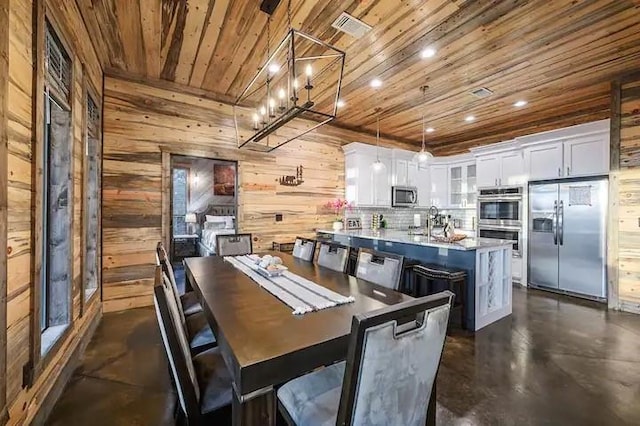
[528,178,607,300]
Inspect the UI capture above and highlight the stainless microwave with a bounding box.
[392,186,418,207]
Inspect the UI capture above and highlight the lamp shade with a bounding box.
[184,213,197,224]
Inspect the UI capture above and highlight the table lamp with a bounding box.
[185,212,197,235]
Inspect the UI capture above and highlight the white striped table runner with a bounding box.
[224,255,355,315]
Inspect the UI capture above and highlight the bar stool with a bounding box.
[400,258,420,295]
[412,264,468,330]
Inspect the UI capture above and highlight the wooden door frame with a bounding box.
[28,2,77,385]
[160,149,240,259]
[80,72,103,317]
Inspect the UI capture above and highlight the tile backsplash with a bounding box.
[346,207,477,231]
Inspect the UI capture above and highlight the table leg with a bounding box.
[232,388,276,426]
[426,380,436,426]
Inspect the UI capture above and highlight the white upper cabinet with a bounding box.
[563,134,609,177]
[344,143,392,207]
[448,161,477,207]
[372,156,392,206]
[524,141,564,181]
[477,149,524,187]
[429,164,449,208]
[520,120,609,181]
[476,155,501,187]
[393,159,408,186]
[500,151,525,185]
[474,140,524,187]
[412,163,431,207]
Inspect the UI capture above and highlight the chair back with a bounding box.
[216,233,253,256]
[156,242,186,324]
[152,267,201,420]
[336,291,453,426]
[355,248,404,290]
[317,242,349,272]
[292,237,317,262]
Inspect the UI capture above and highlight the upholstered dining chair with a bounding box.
[355,248,405,290]
[316,242,349,273]
[292,237,317,262]
[153,268,232,425]
[277,291,454,426]
[156,243,216,354]
[216,233,253,256]
[156,242,202,316]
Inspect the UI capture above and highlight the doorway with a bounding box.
[169,155,238,264]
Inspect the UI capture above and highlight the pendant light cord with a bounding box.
[376,114,380,161]
[421,88,426,152]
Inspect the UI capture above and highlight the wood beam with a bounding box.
[608,80,621,310]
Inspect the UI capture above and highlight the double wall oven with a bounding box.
[477,187,522,257]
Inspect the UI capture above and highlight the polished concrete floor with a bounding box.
[47,287,640,425]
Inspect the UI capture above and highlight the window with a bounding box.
[83,94,100,302]
[40,23,73,354]
[172,168,189,235]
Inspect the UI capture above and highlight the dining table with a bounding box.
[183,251,437,426]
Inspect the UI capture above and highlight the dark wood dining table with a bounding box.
[184,251,430,425]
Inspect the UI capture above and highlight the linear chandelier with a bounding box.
[234,1,345,152]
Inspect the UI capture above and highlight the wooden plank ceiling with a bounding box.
[77,0,640,154]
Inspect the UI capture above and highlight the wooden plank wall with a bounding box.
[102,75,416,312]
[5,0,104,423]
[0,0,10,421]
[615,74,640,313]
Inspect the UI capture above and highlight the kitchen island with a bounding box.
[317,229,513,331]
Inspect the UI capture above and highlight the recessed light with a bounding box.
[337,99,345,108]
[421,47,437,58]
[268,63,280,74]
[426,127,435,133]
[370,78,382,88]
[514,100,528,107]
[465,115,475,122]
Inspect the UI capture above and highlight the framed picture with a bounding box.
[213,164,236,196]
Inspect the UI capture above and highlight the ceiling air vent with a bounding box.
[469,87,494,99]
[332,12,372,39]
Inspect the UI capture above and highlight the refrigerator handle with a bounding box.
[559,200,564,246]
[553,200,558,245]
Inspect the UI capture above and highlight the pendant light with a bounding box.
[414,86,433,164]
[234,0,345,152]
[371,112,386,173]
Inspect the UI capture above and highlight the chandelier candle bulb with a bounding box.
[305,64,313,90]
[269,98,276,117]
[278,88,286,111]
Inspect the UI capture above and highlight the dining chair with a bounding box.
[153,268,232,425]
[277,291,454,426]
[157,243,216,354]
[292,237,317,262]
[316,242,349,273]
[216,233,253,256]
[355,248,405,290]
[156,242,202,317]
